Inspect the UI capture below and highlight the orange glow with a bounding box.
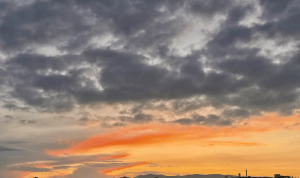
[46,125,175,156]
[202,141,265,147]
[102,161,150,174]
[42,114,300,177]
[33,164,50,168]
[100,153,130,160]
[46,121,273,156]
[21,172,32,178]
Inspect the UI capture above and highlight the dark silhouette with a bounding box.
[128,173,293,178]
[274,174,291,178]
[121,176,130,178]
[136,174,227,178]
[227,172,291,178]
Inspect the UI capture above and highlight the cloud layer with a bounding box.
[0,0,299,120]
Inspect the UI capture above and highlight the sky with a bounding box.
[0,0,300,178]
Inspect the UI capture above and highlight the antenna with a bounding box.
[246,168,247,177]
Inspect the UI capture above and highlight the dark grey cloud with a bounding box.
[100,113,155,127]
[173,114,232,127]
[0,0,300,122]
[189,0,233,18]
[4,115,13,119]
[9,166,51,172]
[0,145,21,152]
[222,109,251,119]
[19,119,36,125]
[2,152,128,174]
[52,166,71,170]
[0,0,94,52]
[259,0,292,19]
[101,112,233,127]
[78,116,100,126]
[4,140,28,145]
[131,114,154,124]
[2,103,30,111]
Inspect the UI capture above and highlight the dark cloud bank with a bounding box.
[0,0,300,126]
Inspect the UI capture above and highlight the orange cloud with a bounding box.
[99,153,130,160]
[21,171,32,178]
[202,141,265,147]
[251,113,300,130]
[46,125,175,156]
[46,113,300,157]
[101,161,149,174]
[33,164,50,168]
[46,125,266,156]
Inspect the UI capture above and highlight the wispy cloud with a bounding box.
[99,153,130,160]
[101,161,150,174]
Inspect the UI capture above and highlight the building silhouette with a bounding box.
[224,170,293,178]
[119,172,293,178]
[274,174,291,178]
[231,171,292,178]
[121,176,130,178]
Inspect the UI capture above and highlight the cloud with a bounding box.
[0,145,22,152]
[66,167,109,178]
[2,103,30,112]
[52,166,71,170]
[221,109,252,119]
[46,117,284,157]
[189,0,233,18]
[172,114,232,126]
[201,141,265,147]
[259,0,292,19]
[19,119,36,125]
[131,114,154,124]
[4,115,13,119]
[99,153,130,160]
[9,166,51,172]
[0,0,299,121]
[78,117,99,126]
[45,125,175,156]
[42,154,128,168]
[102,161,149,174]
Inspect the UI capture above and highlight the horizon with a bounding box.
[0,0,300,178]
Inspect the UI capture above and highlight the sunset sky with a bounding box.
[1,0,300,178]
